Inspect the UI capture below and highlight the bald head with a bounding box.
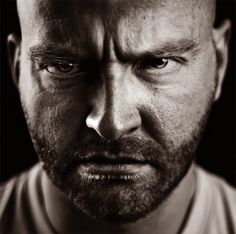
[17,0,216,37]
[16,0,216,62]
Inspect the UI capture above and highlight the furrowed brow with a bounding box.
[153,39,199,56]
[29,45,90,63]
[120,39,200,61]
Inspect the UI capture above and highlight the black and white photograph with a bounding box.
[0,0,235,233]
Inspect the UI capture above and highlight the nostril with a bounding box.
[130,127,138,133]
[125,127,139,135]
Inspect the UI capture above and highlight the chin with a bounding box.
[52,164,190,224]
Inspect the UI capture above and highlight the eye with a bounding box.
[36,60,91,89]
[44,62,81,77]
[137,58,169,70]
[134,57,184,81]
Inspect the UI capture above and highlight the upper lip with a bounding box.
[77,153,147,165]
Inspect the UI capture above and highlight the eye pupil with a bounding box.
[58,63,73,72]
[152,58,168,68]
[137,58,169,70]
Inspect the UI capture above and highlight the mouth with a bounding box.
[76,153,151,182]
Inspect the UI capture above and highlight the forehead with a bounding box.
[18,0,214,55]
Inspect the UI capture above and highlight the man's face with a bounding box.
[17,0,217,222]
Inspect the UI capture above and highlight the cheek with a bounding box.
[144,62,216,147]
[19,53,91,152]
[29,93,88,152]
[19,73,89,153]
[150,92,207,146]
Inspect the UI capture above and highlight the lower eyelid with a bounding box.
[42,70,88,79]
[40,74,85,90]
[133,63,182,81]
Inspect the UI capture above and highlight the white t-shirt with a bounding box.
[0,164,235,234]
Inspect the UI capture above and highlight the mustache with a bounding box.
[71,137,166,167]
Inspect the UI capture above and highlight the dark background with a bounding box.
[0,0,235,186]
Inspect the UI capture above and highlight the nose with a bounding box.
[86,63,141,140]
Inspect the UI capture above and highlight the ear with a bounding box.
[213,20,231,101]
[7,34,21,87]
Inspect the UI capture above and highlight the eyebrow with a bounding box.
[29,45,91,63]
[29,39,200,64]
[118,39,200,62]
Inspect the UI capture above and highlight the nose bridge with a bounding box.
[103,62,126,120]
[100,37,128,117]
[86,60,141,140]
[99,62,131,134]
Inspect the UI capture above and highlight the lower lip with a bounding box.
[77,163,151,181]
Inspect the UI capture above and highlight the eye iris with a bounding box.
[57,63,74,72]
[152,58,168,68]
[137,58,169,69]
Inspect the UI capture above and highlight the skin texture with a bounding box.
[8,0,230,233]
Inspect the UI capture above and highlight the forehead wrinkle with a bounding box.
[17,0,216,60]
[112,0,215,56]
[17,0,215,30]
[17,0,93,37]
[17,0,106,58]
[17,0,164,36]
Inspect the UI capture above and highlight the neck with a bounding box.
[42,165,195,234]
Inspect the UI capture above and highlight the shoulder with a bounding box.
[194,165,236,205]
[0,164,42,204]
[0,169,28,217]
[194,165,236,234]
[0,164,43,233]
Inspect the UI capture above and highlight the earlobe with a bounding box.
[7,34,21,87]
[213,20,231,101]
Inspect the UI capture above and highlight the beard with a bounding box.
[21,93,213,223]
